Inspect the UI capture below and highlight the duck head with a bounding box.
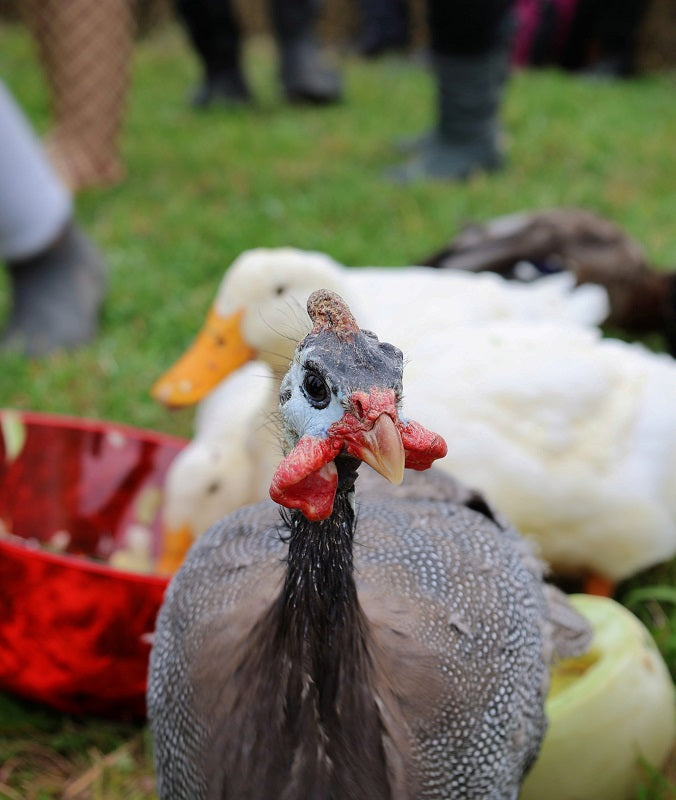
[152,248,350,407]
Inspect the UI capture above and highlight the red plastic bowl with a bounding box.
[0,409,186,718]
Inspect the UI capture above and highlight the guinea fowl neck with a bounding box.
[281,456,362,656]
[267,456,402,799]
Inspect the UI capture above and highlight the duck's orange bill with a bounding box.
[151,306,257,407]
[156,524,194,575]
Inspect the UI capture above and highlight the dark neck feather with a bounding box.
[278,457,365,723]
[199,457,404,800]
[281,459,359,640]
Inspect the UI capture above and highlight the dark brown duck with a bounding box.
[421,207,676,355]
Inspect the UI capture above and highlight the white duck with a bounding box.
[152,247,676,590]
[153,247,609,404]
[157,361,278,574]
[153,248,609,571]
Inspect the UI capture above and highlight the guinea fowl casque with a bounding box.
[148,289,591,800]
[152,248,676,591]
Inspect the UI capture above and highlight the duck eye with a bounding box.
[302,372,330,408]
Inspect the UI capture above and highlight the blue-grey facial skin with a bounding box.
[278,327,404,450]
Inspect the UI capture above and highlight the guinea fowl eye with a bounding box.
[302,372,330,408]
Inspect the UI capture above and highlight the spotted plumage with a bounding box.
[148,290,590,799]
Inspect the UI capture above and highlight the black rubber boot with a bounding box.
[190,67,252,109]
[388,43,510,182]
[270,0,342,104]
[174,0,253,109]
[2,221,107,357]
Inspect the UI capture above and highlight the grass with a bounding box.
[1,18,675,799]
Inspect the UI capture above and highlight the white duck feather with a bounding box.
[155,248,676,582]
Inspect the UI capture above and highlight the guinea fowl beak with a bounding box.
[151,306,257,407]
[341,390,405,485]
[348,413,405,485]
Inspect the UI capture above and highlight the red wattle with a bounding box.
[397,419,448,470]
[269,435,341,519]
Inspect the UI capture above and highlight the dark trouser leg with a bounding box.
[590,0,649,76]
[560,0,648,76]
[173,0,251,106]
[268,0,342,103]
[356,0,410,57]
[427,0,514,56]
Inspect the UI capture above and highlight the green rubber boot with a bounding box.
[388,43,510,182]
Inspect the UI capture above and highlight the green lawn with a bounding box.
[1,18,675,799]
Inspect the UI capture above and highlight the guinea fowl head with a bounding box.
[270,289,448,520]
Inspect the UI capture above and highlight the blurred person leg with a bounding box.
[173,0,252,108]
[0,82,106,357]
[585,0,649,77]
[22,0,134,191]
[356,0,410,57]
[270,0,343,103]
[390,0,515,181]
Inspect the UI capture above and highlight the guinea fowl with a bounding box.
[152,248,676,591]
[419,207,676,355]
[148,289,591,800]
